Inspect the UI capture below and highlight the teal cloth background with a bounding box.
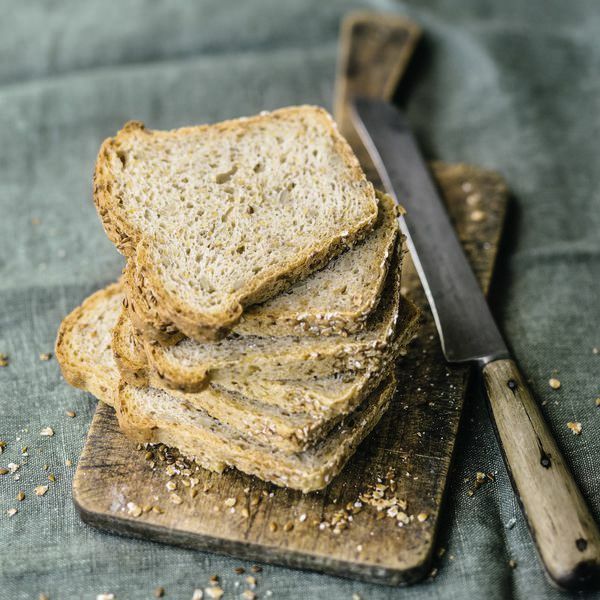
[1,1,599,598]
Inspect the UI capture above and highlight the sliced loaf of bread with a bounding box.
[115,304,416,453]
[67,283,416,452]
[55,283,397,491]
[120,243,409,391]
[94,106,379,341]
[117,377,395,492]
[116,300,414,420]
[125,192,399,344]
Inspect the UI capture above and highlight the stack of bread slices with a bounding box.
[56,106,420,493]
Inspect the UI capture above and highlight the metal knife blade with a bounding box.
[352,97,508,365]
[352,97,600,590]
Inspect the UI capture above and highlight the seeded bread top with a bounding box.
[94,106,378,340]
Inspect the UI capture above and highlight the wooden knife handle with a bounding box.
[483,358,600,589]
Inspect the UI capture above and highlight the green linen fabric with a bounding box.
[0,1,598,598]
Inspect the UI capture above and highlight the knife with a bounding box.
[352,97,600,591]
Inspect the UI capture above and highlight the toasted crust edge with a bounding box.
[54,282,123,406]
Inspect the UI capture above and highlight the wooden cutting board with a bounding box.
[72,13,508,585]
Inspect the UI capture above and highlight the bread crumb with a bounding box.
[17,491,25,501]
[39,353,52,361]
[466,192,482,206]
[7,508,18,517]
[0,353,8,367]
[224,497,237,507]
[549,378,561,390]
[509,559,517,569]
[205,586,223,599]
[96,595,115,600]
[567,422,582,435]
[154,587,165,598]
[34,485,49,496]
[417,512,429,522]
[192,590,203,600]
[470,210,486,222]
[40,427,54,437]
[127,502,142,517]
[66,411,76,418]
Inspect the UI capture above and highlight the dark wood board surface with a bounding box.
[73,13,509,586]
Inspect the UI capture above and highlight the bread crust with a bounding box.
[55,282,123,406]
[93,107,379,342]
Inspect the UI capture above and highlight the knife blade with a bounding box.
[352,96,600,591]
[352,98,507,364]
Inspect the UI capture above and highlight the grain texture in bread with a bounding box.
[94,106,379,341]
[116,377,395,492]
[55,284,398,491]
[123,242,408,390]
[55,282,123,406]
[107,282,418,452]
[125,192,400,344]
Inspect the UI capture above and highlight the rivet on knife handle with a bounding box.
[483,358,600,589]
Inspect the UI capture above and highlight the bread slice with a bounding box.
[116,302,414,419]
[121,242,407,391]
[115,307,415,453]
[55,282,123,405]
[94,106,379,341]
[125,192,400,344]
[55,284,398,491]
[116,376,395,492]
[102,282,418,452]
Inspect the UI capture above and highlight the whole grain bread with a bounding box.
[117,300,414,419]
[54,282,123,405]
[92,283,418,451]
[55,284,398,491]
[119,243,410,391]
[116,377,395,492]
[94,106,379,341]
[125,192,400,344]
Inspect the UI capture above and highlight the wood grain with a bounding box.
[334,11,421,185]
[483,359,600,589]
[73,12,508,585]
